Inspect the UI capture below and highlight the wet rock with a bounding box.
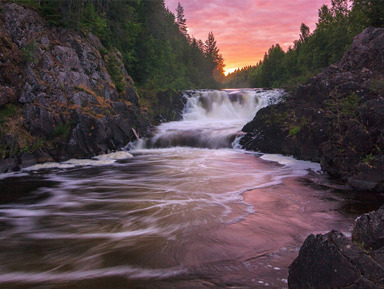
[33,151,54,163]
[353,207,384,251]
[0,158,17,173]
[19,152,37,168]
[289,207,384,289]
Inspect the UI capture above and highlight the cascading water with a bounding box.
[0,89,377,289]
[139,89,282,149]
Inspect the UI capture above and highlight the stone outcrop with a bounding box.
[0,3,184,172]
[289,207,384,289]
[240,27,384,192]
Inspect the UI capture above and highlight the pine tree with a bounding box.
[176,2,187,35]
[299,23,310,43]
[353,0,384,27]
[204,31,225,82]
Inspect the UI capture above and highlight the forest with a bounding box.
[8,0,384,91]
[9,0,225,90]
[225,0,384,89]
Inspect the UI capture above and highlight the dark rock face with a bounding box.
[353,207,384,251]
[0,3,186,171]
[289,207,384,289]
[140,89,186,124]
[241,27,384,192]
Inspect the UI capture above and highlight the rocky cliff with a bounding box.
[241,27,384,192]
[0,3,184,172]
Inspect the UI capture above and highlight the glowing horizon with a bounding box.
[165,0,331,74]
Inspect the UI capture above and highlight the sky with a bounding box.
[164,0,331,74]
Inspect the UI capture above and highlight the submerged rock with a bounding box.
[241,27,384,192]
[289,207,384,289]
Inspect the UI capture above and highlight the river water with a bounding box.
[0,89,382,289]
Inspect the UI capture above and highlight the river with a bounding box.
[0,89,381,289]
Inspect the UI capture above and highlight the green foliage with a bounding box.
[362,153,376,164]
[289,126,301,137]
[353,0,384,27]
[0,104,18,125]
[107,56,125,93]
[0,137,18,160]
[10,0,223,90]
[19,138,44,154]
[39,1,64,26]
[225,0,374,88]
[21,40,38,64]
[11,0,39,8]
[324,90,361,134]
[79,4,108,41]
[340,93,360,117]
[370,78,384,94]
[74,85,85,92]
[53,123,71,138]
[99,47,108,57]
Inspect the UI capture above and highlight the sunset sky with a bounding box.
[165,0,331,74]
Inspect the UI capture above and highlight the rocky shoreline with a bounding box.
[289,206,384,288]
[0,3,184,173]
[239,27,384,288]
[241,27,384,192]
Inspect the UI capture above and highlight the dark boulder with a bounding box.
[289,207,384,289]
[353,207,384,251]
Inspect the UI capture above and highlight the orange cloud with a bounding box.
[165,0,331,73]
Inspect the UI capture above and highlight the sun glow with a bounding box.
[224,67,238,76]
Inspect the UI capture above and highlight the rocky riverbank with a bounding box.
[241,27,384,192]
[289,206,384,288]
[0,3,184,172]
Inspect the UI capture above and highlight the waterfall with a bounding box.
[137,89,283,149]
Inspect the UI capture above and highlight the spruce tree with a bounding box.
[176,2,187,36]
[204,32,225,82]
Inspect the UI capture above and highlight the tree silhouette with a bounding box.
[176,2,187,36]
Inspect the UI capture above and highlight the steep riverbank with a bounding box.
[241,27,384,192]
[0,3,184,172]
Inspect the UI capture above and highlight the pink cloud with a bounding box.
[165,0,331,72]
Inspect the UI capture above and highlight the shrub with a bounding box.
[107,56,125,93]
[289,126,301,136]
[21,40,38,64]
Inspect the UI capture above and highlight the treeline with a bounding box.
[11,0,225,90]
[225,0,384,89]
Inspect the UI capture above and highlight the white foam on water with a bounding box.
[260,154,321,175]
[29,226,163,240]
[182,89,284,122]
[0,266,187,284]
[0,171,29,180]
[94,151,133,161]
[23,151,133,171]
[138,89,285,149]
